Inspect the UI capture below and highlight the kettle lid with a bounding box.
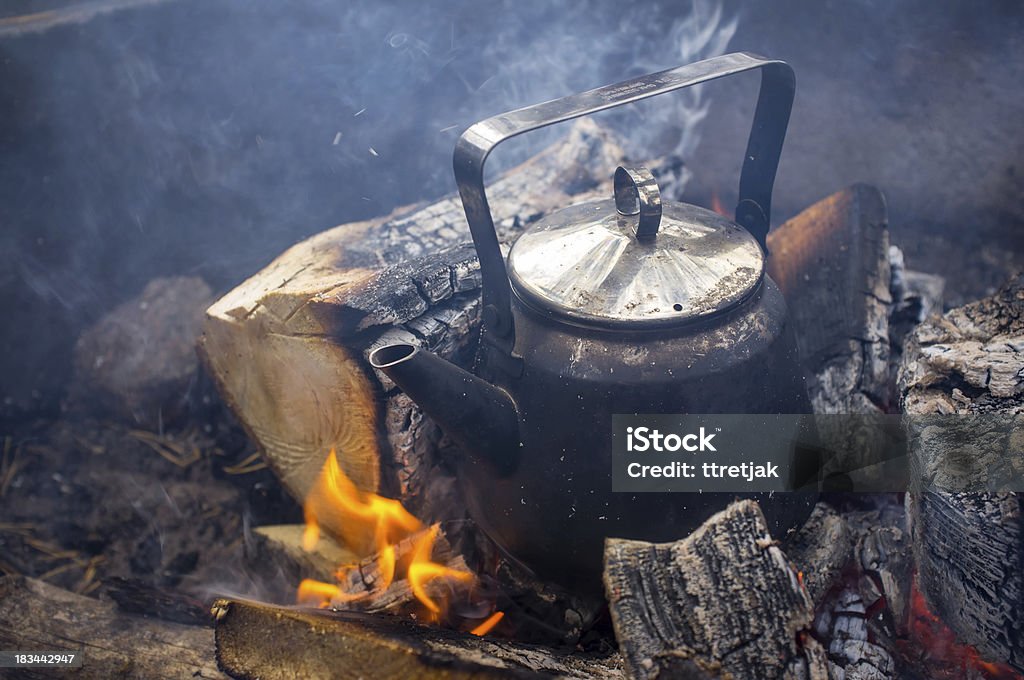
[507,166,764,329]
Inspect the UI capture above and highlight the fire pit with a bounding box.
[1,1,1022,679]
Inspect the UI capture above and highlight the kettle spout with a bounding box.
[368,343,521,476]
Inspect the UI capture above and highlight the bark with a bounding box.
[212,597,623,680]
[0,575,223,679]
[603,500,828,680]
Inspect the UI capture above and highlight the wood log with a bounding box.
[202,142,901,526]
[102,576,212,627]
[0,575,224,679]
[766,183,893,416]
[245,520,601,645]
[243,524,360,602]
[211,597,623,680]
[198,120,626,541]
[900,274,1024,672]
[603,500,828,680]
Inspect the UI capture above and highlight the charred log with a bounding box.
[602,499,828,680]
[900,274,1024,672]
[784,502,853,607]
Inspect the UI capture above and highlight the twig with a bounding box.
[37,561,79,582]
[0,438,18,498]
[24,537,79,561]
[0,523,37,535]
[74,556,106,594]
[128,430,201,468]
[222,451,267,475]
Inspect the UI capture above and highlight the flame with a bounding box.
[296,448,477,620]
[470,611,505,637]
[407,524,474,615]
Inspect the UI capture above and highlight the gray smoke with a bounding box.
[0,0,737,416]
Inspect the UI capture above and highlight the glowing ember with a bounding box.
[470,611,505,637]
[296,448,479,621]
[903,577,1021,679]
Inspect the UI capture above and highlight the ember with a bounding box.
[903,577,1022,680]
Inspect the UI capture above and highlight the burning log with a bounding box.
[211,598,623,680]
[900,274,1024,673]
[244,523,360,599]
[0,575,223,679]
[602,500,829,680]
[198,120,626,537]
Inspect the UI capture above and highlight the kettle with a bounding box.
[369,52,814,592]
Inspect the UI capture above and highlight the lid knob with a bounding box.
[613,166,662,240]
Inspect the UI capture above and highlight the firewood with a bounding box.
[603,500,828,680]
[766,183,893,415]
[900,274,1024,672]
[211,598,623,680]
[0,575,224,679]
[854,524,911,633]
[244,524,360,596]
[198,120,626,542]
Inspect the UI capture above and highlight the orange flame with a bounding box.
[470,611,505,637]
[296,448,477,619]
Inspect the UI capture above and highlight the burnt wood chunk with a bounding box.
[766,184,892,415]
[900,275,1024,672]
[603,500,827,680]
[784,502,853,607]
[212,598,623,680]
[0,575,224,679]
[199,120,625,541]
[244,524,360,596]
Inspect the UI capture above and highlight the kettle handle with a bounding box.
[454,51,794,368]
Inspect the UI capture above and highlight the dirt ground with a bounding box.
[0,403,302,604]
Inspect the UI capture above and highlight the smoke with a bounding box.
[0,0,736,415]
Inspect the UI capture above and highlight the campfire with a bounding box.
[295,447,485,629]
[1,2,1023,679]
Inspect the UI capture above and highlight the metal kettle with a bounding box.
[369,52,814,592]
